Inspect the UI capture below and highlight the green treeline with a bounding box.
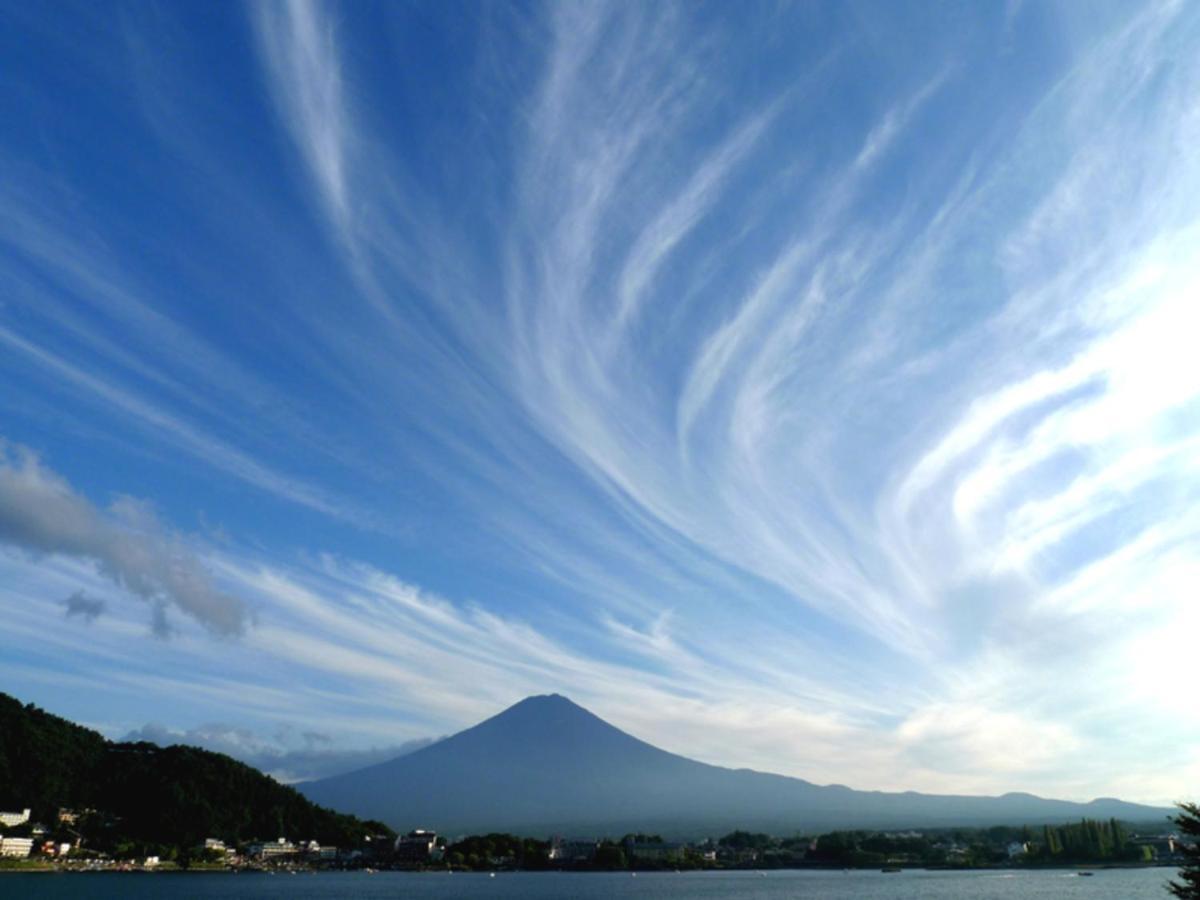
[433,821,1168,872]
[443,833,551,870]
[440,833,674,871]
[0,692,392,859]
[759,820,1159,868]
[1037,818,1151,863]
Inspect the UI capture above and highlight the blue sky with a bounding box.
[2,0,1198,802]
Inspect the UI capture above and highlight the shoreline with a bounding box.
[2,862,1182,875]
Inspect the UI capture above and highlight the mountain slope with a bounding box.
[300,694,1172,836]
[0,692,391,850]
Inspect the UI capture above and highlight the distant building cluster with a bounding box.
[0,804,354,869]
[0,799,1193,875]
[243,837,341,863]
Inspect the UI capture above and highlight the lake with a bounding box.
[0,868,1180,899]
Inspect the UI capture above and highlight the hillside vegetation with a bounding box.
[0,692,392,855]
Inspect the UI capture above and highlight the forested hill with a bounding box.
[0,692,392,852]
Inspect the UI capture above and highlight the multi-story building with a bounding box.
[0,810,30,828]
[247,838,298,860]
[0,837,34,858]
[394,829,438,864]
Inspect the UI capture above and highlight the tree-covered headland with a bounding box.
[0,692,392,863]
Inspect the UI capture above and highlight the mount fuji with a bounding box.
[299,694,1170,837]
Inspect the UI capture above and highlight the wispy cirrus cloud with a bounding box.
[1,0,1198,806]
[251,0,353,237]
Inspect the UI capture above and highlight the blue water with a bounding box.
[0,868,1180,899]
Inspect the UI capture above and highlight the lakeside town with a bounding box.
[0,805,1188,875]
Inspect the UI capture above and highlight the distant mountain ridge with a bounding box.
[299,694,1172,837]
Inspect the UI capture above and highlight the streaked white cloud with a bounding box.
[252,0,352,235]
[0,0,1197,807]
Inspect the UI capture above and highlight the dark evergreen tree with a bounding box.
[1109,817,1124,849]
[1042,824,1060,857]
[1169,802,1200,899]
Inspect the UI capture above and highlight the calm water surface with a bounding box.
[0,868,1180,899]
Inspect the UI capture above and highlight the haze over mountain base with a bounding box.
[299,695,1171,837]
